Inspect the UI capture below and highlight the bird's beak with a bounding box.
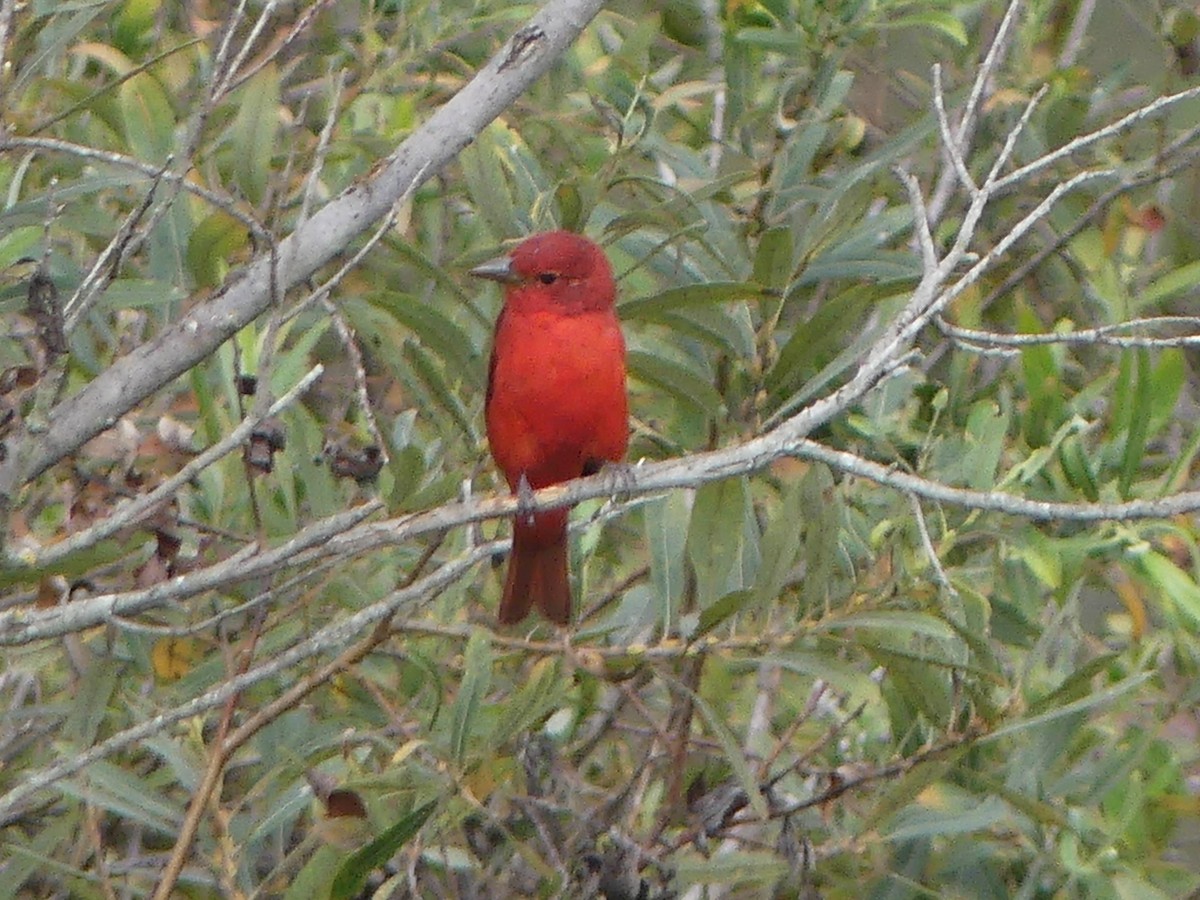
[469,256,520,284]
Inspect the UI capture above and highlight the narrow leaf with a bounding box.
[118,71,174,162]
[449,629,492,767]
[687,479,748,608]
[231,64,280,205]
[628,350,723,416]
[330,801,437,900]
[619,281,762,321]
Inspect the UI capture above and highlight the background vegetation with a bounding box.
[1,0,1199,897]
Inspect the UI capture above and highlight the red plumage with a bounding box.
[473,231,628,625]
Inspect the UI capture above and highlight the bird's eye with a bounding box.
[538,272,559,285]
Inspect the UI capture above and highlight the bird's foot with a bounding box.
[516,472,537,527]
[595,459,636,503]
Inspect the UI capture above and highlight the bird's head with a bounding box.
[470,231,616,314]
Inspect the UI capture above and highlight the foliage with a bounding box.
[1,0,1199,897]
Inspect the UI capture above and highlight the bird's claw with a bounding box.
[597,459,636,503]
[516,473,536,527]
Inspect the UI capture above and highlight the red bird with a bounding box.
[472,231,628,625]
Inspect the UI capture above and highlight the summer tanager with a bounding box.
[471,231,628,625]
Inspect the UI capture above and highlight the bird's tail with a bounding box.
[500,509,570,625]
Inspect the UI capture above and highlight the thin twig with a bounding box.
[937,315,1200,351]
[63,156,175,330]
[0,135,269,241]
[0,0,16,111]
[299,68,347,227]
[996,82,1200,193]
[1057,0,1098,69]
[932,65,977,197]
[8,365,324,571]
[212,0,279,101]
[323,297,391,464]
[908,493,956,596]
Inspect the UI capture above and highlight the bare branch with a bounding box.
[983,82,1049,186]
[897,166,939,270]
[299,68,347,227]
[955,0,1024,157]
[212,0,279,101]
[1057,0,1099,69]
[932,65,977,197]
[63,157,175,331]
[8,408,1200,648]
[937,315,1200,351]
[996,82,1200,192]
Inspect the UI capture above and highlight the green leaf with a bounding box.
[330,801,436,900]
[766,122,830,218]
[1027,654,1118,716]
[961,399,1009,490]
[980,671,1154,743]
[95,277,187,311]
[186,211,248,289]
[1019,304,1064,446]
[449,629,492,767]
[813,610,957,642]
[691,693,769,820]
[628,350,723,416]
[493,657,561,745]
[1130,549,1200,630]
[231,64,280,205]
[17,5,109,97]
[761,649,879,704]
[732,27,806,54]
[695,589,754,636]
[58,760,180,836]
[674,851,789,887]
[113,0,159,45]
[881,12,969,47]
[1058,433,1100,501]
[751,227,794,292]
[645,492,690,630]
[402,339,477,445]
[882,795,1008,842]
[0,226,42,269]
[752,477,806,607]
[555,179,584,233]
[800,462,840,615]
[687,478,749,608]
[65,661,122,746]
[1148,349,1185,435]
[874,651,953,726]
[118,71,174,162]
[655,306,756,359]
[1138,259,1200,310]
[368,291,481,388]
[460,123,521,237]
[797,249,920,284]
[766,283,888,397]
[618,281,762,320]
[287,846,340,900]
[1118,349,1153,498]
